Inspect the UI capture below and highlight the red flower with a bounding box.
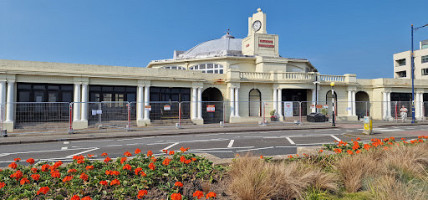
[356,150,361,154]
[140,171,147,177]
[180,156,186,163]
[147,150,153,157]
[288,155,293,159]
[112,170,120,176]
[70,195,80,200]
[334,148,342,153]
[8,162,17,169]
[149,162,155,170]
[0,182,5,189]
[135,148,141,154]
[41,164,50,172]
[180,147,190,153]
[14,158,21,162]
[20,178,30,185]
[81,197,92,200]
[123,164,132,171]
[99,180,108,186]
[37,186,50,195]
[184,159,191,164]
[53,161,63,168]
[191,157,197,162]
[68,168,77,174]
[162,149,168,154]
[260,155,263,159]
[174,181,183,187]
[193,190,204,199]
[137,190,148,199]
[151,157,157,162]
[319,149,324,153]
[62,176,73,183]
[80,172,88,181]
[162,158,171,166]
[206,192,217,199]
[87,154,94,158]
[356,137,361,141]
[134,167,142,175]
[101,152,108,157]
[104,157,112,163]
[120,157,127,164]
[169,150,175,155]
[31,167,38,173]
[124,151,132,157]
[10,170,23,180]
[171,193,182,200]
[51,170,61,178]
[347,150,354,155]
[26,158,35,165]
[31,174,40,181]
[86,165,94,171]
[110,179,120,186]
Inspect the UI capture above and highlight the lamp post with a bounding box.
[411,23,428,123]
[330,82,335,127]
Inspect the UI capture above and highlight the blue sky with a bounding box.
[1,0,427,79]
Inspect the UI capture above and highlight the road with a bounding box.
[0,125,427,167]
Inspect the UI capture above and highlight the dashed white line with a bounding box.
[105,144,123,147]
[63,141,69,145]
[162,142,179,151]
[61,147,68,150]
[330,135,341,142]
[65,147,99,158]
[227,140,234,148]
[286,137,295,145]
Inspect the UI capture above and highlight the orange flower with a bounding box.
[53,161,63,168]
[10,170,23,180]
[174,181,183,187]
[80,172,88,181]
[389,137,395,141]
[70,195,80,200]
[356,137,361,141]
[123,164,132,171]
[206,192,217,199]
[120,157,127,164]
[124,151,132,157]
[37,186,50,195]
[260,155,263,159]
[99,180,108,186]
[184,159,191,164]
[112,171,120,176]
[191,157,197,162]
[383,138,389,142]
[135,148,141,154]
[8,162,17,169]
[20,178,30,185]
[193,190,204,199]
[26,158,35,165]
[62,176,73,183]
[151,157,157,162]
[162,149,168,154]
[77,159,85,164]
[162,158,171,166]
[87,154,94,158]
[31,167,38,173]
[169,150,175,155]
[401,138,405,140]
[140,171,147,177]
[51,170,61,178]
[0,182,5,189]
[104,157,112,163]
[134,167,142,175]
[149,162,155,170]
[31,174,40,181]
[147,150,153,157]
[180,156,186,163]
[138,190,148,199]
[288,155,293,159]
[180,147,190,153]
[347,150,354,155]
[86,165,94,171]
[356,150,361,154]
[68,169,77,174]
[81,197,92,200]
[171,193,182,200]
[110,179,120,186]
[334,148,342,153]
[318,149,324,153]
[14,158,21,162]
[363,144,371,150]
[101,152,108,157]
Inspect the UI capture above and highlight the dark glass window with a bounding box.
[89,85,136,102]
[17,83,74,102]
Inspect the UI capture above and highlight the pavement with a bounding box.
[1,120,427,145]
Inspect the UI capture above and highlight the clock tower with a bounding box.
[242,8,279,57]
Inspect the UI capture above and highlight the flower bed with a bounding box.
[0,147,224,199]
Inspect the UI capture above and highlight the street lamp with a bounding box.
[411,23,428,123]
[330,82,335,127]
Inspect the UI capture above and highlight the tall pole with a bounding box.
[331,82,335,127]
[411,24,415,123]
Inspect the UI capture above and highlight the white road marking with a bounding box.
[105,144,123,147]
[61,147,68,150]
[0,147,98,156]
[286,137,295,145]
[65,147,99,158]
[188,146,254,151]
[236,146,274,152]
[227,140,234,148]
[162,142,179,151]
[63,141,69,144]
[330,135,341,142]
[406,127,415,130]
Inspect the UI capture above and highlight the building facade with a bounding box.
[1,9,428,132]
[394,40,428,79]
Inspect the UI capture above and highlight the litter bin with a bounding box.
[363,116,373,135]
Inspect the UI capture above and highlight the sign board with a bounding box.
[316,104,323,109]
[91,109,102,115]
[284,102,293,117]
[144,105,151,111]
[164,105,171,111]
[207,105,215,112]
[323,105,329,108]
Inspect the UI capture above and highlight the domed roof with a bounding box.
[174,33,243,59]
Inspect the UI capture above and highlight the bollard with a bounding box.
[126,102,131,131]
[363,116,373,135]
[68,103,74,134]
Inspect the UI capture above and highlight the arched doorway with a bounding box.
[249,89,261,117]
[202,87,223,124]
[326,90,338,117]
[355,91,370,119]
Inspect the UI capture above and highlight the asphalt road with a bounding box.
[0,125,427,167]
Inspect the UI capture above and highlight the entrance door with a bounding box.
[249,89,261,117]
[282,89,308,116]
[202,88,223,124]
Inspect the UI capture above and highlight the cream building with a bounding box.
[394,40,428,79]
[0,9,427,132]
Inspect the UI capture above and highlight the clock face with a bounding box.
[252,20,261,32]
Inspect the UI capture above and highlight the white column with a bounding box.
[0,81,6,121]
[273,88,278,113]
[191,87,197,119]
[347,90,353,116]
[311,89,316,113]
[5,81,15,122]
[352,91,356,116]
[382,92,388,120]
[416,92,423,119]
[420,93,425,118]
[230,87,235,117]
[73,83,81,122]
[81,83,89,121]
[143,86,150,120]
[197,87,203,119]
[234,87,240,117]
[277,89,283,117]
[137,85,144,121]
[387,92,391,118]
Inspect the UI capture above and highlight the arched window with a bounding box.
[249,89,262,117]
[161,66,186,70]
[326,90,338,116]
[189,63,224,74]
